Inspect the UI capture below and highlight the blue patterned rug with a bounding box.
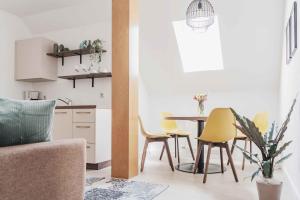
[85,177,169,200]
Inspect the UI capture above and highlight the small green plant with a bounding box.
[80,39,104,64]
[89,39,104,64]
[231,99,296,181]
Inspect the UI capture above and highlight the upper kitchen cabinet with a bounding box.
[15,37,57,82]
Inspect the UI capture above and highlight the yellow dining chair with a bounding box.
[228,112,269,170]
[193,108,238,183]
[159,112,195,164]
[138,116,174,172]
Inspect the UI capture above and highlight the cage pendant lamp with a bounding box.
[186,0,215,32]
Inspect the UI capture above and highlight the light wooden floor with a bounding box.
[87,151,298,200]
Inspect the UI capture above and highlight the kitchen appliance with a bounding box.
[24,91,42,100]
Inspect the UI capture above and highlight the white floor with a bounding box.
[87,151,297,200]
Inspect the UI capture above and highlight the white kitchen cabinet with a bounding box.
[53,106,111,170]
[15,37,57,82]
[73,109,96,123]
[73,123,96,144]
[52,109,73,140]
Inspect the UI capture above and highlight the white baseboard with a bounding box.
[283,167,300,200]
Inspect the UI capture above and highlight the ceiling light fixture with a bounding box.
[186,0,215,32]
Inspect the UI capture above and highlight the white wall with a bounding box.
[147,90,278,133]
[138,89,278,157]
[138,77,151,152]
[0,10,32,98]
[280,0,300,199]
[31,22,112,108]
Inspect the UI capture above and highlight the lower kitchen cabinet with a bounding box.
[53,106,111,170]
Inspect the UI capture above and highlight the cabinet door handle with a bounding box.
[76,112,91,114]
[55,111,67,114]
[86,145,91,149]
[76,126,91,129]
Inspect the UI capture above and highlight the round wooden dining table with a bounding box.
[165,116,225,174]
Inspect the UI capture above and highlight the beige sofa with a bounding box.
[0,139,86,200]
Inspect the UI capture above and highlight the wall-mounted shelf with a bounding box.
[47,48,107,66]
[58,72,112,88]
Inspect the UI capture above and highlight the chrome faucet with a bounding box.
[57,98,72,106]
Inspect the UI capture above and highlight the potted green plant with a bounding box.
[230,99,296,200]
[89,39,104,72]
[79,39,104,73]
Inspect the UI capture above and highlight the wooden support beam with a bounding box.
[111,0,139,179]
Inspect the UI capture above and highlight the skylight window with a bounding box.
[172,17,224,72]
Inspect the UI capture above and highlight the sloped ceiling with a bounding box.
[0,0,284,95]
[0,0,110,34]
[139,0,285,94]
[0,0,87,17]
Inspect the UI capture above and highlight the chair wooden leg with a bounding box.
[140,139,149,172]
[193,142,203,174]
[174,137,177,158]
[220,147,224,174]
[176,135,180,164]
[250,140,253,164]
[159,144,165,160]
[227,138,237,165]
[225,142,239,182]
[164,140,174,171]
[242,140,248,170]
[187,136,195,160]
[203,143,212,183]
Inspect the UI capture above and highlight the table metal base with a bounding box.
[175,163,226,174]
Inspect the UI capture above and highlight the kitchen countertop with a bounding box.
[55,105,96,109]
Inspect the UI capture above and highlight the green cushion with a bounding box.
[0,98,56,147]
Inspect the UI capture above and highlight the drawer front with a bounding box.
[73,123,95,143]
[86,143,96,163]
[53,109,73,140]
[73,109,95,123]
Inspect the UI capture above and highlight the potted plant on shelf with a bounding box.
[231,99,296,200]
[90,39,105,73]
[79,39,105,73]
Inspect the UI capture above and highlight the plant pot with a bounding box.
[256,178,283,200]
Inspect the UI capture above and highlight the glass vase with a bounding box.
[198,102,205,116]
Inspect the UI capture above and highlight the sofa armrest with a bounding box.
[0,139,86,200]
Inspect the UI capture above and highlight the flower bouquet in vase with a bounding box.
[193,94,207,116]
